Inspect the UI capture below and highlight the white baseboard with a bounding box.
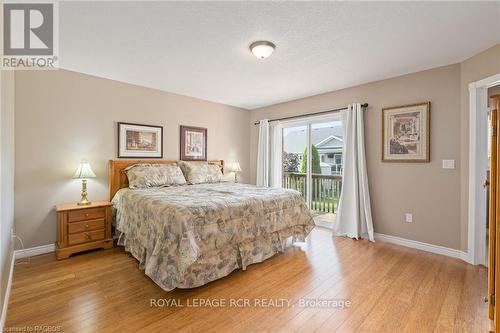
[0,243,55,330]
[374,233,470,263]
[0,251,15,330]
[14,243,55,259]
[459,251,473,264]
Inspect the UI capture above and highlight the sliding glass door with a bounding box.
[281,116,343,228]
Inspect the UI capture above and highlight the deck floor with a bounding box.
[5,228,489,332]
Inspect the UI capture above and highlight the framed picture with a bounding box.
[382,102,430,162]
[118,122,163,158]
[180,125,207,161]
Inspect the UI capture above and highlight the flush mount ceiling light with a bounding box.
[249,41,276,59]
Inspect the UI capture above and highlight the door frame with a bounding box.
[469,72,500,265]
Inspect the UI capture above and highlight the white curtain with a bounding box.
[270,122,282,188]
[256,119,269,186]
[334,103,374,241]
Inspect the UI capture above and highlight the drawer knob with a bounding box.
[85,233,91,240]
[85,224,89,228]
[85,213,89,217]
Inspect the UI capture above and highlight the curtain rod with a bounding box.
[253,103,368,125]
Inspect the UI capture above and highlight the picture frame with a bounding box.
[180,125,207,161]
[117,122,163,158]
[382,102,430,162]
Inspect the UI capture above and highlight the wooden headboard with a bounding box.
[108,159,224,200]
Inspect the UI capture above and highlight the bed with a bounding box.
[109,159,315,291]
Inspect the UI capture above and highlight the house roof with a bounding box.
[316,135,343,149]
[283,125,343,153]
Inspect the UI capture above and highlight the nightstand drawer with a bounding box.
[68,229,105,245]
[68,207,105,222]
[68,219,105,234]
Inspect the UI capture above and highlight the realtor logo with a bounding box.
[2,1,59,69]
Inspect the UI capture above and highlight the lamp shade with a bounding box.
[228,162,242,173]
[73,160,96,179]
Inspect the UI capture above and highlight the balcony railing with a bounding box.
[283,172,342,214]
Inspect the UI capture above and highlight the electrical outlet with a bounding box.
[405,213,413,223]
[10,228,14,238]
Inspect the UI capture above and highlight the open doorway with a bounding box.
[469,73,500,267]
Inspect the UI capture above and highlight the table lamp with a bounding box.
[228,162,242,183]
[73,160,96,205]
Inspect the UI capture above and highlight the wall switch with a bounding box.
[442,160,455,169]
[405,213,413,223]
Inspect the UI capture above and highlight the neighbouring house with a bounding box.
[283,123,343,175]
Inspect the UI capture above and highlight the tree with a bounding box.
[300,145,322,174]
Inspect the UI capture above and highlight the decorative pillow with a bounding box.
[125,164,186,189]
[179,162,223,184]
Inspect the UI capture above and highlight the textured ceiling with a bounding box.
[59,1,500,109]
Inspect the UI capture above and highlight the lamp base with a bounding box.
[77,199,92,206]
[77,179,92,206]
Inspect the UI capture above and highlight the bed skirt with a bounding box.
[117,225,311,290]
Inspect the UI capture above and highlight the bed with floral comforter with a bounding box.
[112,182,315,291]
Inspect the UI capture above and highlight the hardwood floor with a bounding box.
[5,228,488,332]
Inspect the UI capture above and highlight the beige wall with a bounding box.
[250,43,500,252]
[250,64,462,249]
[14,70,250,248]
[459,44,500,251]
[1,71,15,321]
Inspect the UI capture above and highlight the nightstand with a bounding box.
[55,201,113,259]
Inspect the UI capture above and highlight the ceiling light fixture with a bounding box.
[249,41,275,59]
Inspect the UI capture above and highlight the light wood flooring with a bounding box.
[5,228,489,332]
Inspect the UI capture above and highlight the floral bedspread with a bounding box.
[112,182,315,291]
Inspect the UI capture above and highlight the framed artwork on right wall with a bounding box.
[382,102,430,162]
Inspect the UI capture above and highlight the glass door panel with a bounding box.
[310,121,343,228]
[282,125,308,201]
[281,117,343,229]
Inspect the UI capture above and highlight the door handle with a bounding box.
[483,180,490,188]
